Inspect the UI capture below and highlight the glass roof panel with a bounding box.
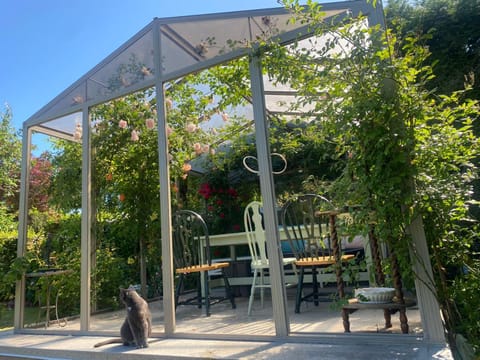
[160,17,250,76]
[159,29,200,76]
[159,9,336,78]
[262,16,368,120]
[87,29,154,101]
[33,112,83,141]
[31,82,86,124]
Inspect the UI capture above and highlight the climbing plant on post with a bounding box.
[269,0,479,343]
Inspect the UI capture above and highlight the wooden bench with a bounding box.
[341,298,415,334]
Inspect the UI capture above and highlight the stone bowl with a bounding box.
[354,287,395,303]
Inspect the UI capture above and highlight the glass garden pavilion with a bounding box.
[15,0,445,344]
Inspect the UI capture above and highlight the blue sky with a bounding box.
[0,0,287,133]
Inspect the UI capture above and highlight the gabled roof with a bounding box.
[25,1,381,140]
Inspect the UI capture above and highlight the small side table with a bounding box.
[342,298,415,334]
[26,269,72,328]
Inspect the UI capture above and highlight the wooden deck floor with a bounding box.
[38,287,423,337]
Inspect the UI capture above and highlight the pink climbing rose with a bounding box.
[131,130,139,141]
[145,118,155,129]
[193,142,202,155]
[186,123,197,133]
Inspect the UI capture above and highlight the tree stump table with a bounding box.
[341,298,414,333]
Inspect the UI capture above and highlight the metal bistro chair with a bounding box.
[173,210,236,316]
[244,201,296,315]
[281,194,354,313]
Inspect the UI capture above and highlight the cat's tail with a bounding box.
[93,338,124,348]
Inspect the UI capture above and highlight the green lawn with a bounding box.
[0,304,43,330]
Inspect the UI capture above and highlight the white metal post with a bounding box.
[14,126,32,330]
[153,21,176,335]
[80,107,91,331]
[408,217,446,342]
[249,53,290,337]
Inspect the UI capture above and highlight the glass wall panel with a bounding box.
[164,61,279,336]
[21,131,81,331]
[88,88,163,334]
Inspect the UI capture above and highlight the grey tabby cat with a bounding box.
[94,286,152,348]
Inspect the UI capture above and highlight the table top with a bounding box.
[295,254,355,266]
[342,298,416,309]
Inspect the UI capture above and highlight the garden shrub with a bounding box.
[0,231,18,301]
[450,260,480,354]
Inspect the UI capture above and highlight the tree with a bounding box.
[0,104,21,211]
[49,140,82,212]
[386,0,480,99]
[28,153,53,212]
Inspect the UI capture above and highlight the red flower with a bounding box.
[233,224,241,231]
[219,212,225,219]
[216,199,223,206]
[227,188,238,198]
[199,183,212,199]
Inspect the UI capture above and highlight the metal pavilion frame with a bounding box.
[15,0,445,344]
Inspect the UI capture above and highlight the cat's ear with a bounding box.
[119,288,128,298]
